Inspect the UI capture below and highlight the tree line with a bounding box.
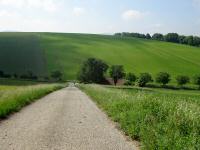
[78,58,200,89]
[0,70,63,82]
[114,32,200,47]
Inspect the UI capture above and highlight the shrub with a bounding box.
[176,75,190,86]
[155,72,171,86]
[109,65,126,86]
[137,73,153,87]
[78,58,108,83]
[51,71,63,81]
[194,75,200,89]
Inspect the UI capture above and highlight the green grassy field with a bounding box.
[0,32,200,80]
[79,84,200,150]
[0,83,65,118]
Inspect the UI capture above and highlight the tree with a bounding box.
[164,33,179,43]
[109,65,125,85]
[179,35,187,44]
[146,33,151,39]
[194,75,200,89]
[137,73,153,87]
[51,70,63,81]
[155,72,171,86]
[125,73,136,85]
[176,75,190,87]
[193,36,200,47]
[152,33,164,41]
[185,36,194,46]
[78,58,108,83]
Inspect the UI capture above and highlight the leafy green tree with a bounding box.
[185,36,194,46]
[152,33,164,41]
[179,35,187,44]
[155,72,171,86]
[137,73,153,87]
[109,65,125,85]
[146,33,151,39]
[193,36,200,47]
[125,73,137,85]
[194,75,200,89]
[164,33,179,43]
[176,75,190,87]
[51,70,63,81]
[78,58,108,83]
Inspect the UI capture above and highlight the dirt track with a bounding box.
[0,86,137,150]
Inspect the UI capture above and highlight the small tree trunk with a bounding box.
[114,78,118,86]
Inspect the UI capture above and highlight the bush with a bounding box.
[155,72,171,86]
[126,73,136,82]
[78,58,108,83]
[176,75,190,86]
[137,73,153,87]
[194,75,200,89]
[51,70,63,81]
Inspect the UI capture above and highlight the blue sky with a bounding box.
[0,0,200,35]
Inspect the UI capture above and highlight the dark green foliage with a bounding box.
[51,70,63,81]
[152,33,164,41]
[155,72,171,86]
[20,71,38,80]
[78,58,108,83]
[115,32,200,47]
[185,36,194,46]
[126,73,136,82]
[193,36,200,47]
[146,33,151,39]
[176,75,190,86]
[194,75,200,89]
[109,65,125,85]
[165,33,179,43]
[124,73,137,86]
[179,35,187,44]
[137,73,153,87]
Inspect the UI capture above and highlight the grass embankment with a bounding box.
[79,84,200,150]
[0,83,66,118]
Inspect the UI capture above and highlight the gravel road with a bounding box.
[0,85,138,150]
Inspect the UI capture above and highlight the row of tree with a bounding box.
[78,58,200,89]
[114,32,200,47]
[0,70,63,81]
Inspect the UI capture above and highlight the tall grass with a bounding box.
[79,84,200,150]
[0,84,65,118]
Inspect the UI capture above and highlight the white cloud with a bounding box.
[73,7,86,16]
[122,10,146,21]
[0,0,61,12]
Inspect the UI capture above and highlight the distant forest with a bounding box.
[114,32,200,47]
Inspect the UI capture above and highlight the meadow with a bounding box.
[1,32,200,80]
[79,84,200,150]
[0,82,65,118]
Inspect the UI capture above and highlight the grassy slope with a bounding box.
[0,32,46,76]
[41,33,200,80]
[1,32,200,80]
[79,84,200,149]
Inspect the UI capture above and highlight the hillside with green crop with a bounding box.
[0,32,200,80]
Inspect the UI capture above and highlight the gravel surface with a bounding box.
[0,85,138,150]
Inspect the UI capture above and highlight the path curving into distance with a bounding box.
[0,85,138,150]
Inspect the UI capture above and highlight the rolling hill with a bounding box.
[0,32,200,80]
